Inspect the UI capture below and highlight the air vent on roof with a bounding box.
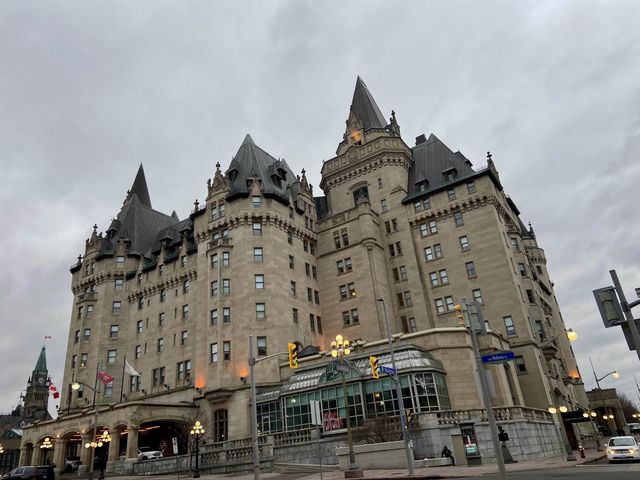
[415,134,427,145]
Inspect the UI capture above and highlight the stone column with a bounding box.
[32,446,43,466]
[19,445,32,467]
[78,432,93,474]
[108,429,120,462]
[125,426,139,459]
[53,439,67,473]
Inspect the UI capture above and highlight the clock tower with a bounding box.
[23,347,51,421]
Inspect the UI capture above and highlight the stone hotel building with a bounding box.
[20,78,590,470]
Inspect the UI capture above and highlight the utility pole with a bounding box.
[610,270,640,360]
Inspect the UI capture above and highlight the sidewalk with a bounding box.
[105,444,605,480]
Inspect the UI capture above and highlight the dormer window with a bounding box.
[442,167,457,181]
[228,169,238,182]
[416,180,428,191]
[352,185,369,205]
[350,130,362,145]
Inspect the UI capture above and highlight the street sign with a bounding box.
[172,437,178,455]
[481,351,515,363]
[379,366,396,375]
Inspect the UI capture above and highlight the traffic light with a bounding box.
[369,356,379,379]
[593,286,625,328]
[288,342,300,369]
[454,304,464,325]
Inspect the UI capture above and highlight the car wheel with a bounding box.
[142,456,147,460]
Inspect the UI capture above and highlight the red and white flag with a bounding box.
[48,378,60,399]
[96,369,114,385]
[44,336,52,340]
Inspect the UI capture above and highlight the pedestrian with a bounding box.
[441,445,454,465]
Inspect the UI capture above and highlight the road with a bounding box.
[468,462,640,480]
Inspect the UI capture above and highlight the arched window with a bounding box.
[352,185,369,205]
[213,409,228,443]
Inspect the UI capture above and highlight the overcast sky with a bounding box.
[1,0,639,417]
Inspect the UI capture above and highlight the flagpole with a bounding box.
[120,355,127,403]
[93,362,99,409]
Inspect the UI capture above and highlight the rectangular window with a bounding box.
[518,263,527,277]
[380,199,388,212]
[337,260,344,274]
[438,269,448,285]
[222,278,230,294]
[404,291,413,307]
[116,255,125,267]
[445,296,455,311]
[254,247,263,262]
[182,304,189,319]
[255,274,265,289]
[472,289,484,304]
[136,320,143,333]
[289,255,295,269]
[511,238,520,252]
[466,261,477,278]
[112,301,121,314]
[183,279,190,294]
[160,288,166,302]
[424,247,434,262]
[314,290,320,304]
[515,356,527,374]
[305,262,311,276]
[181,255,187,267]
[210,281,218,296]
[83,328,91,341]
[309,314,316,332]
[435,298,445,314]
[397,266,407,281]
[292,308,298,324]
[107,349,117,364]
[219,201,225,217]
[288,230,293,244]
[454,211,464,226]
[467,181,476,193]
[351,309,359,325]
[430,272,439,287]
[223,307,231,324]
[307,287,313,302]
[137,297,144,310]
[86,305,94,318]
[135,345,141,359]
[80,353,88,367]
[402,316,418,333]
[447,188,456,200]
[253,221,262,236]
[303,240,309,252]
[104,382,113,396]
[290,281,297,297]
[157,338,164,352]
[74,330,80,343]
[526,289,535,303]
[257,336,267,356]
[222,251,230,266]
[210,203,218,221]
[114,278,124,291]
[341,231,349,247]
[72,354,77,368]
[211,253,218,269]
[459,235,470,251]
[252,195,261,208]
[210,309,218,325]
[177,361,185,380]
[504,316,516,336]
[344,257,352,271]
[210,343,218,363]
[377,177,383,189]
[180,330,188,345]
[159,264,164,276]
[256,303,266,319]
[110,325,119,338]
[223,341,231,361]
[312,265,317,279]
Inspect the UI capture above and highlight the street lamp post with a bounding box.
[377,298,414,475]
[190,421,204,478]
[589,357,620,436]
[330,335,362,478]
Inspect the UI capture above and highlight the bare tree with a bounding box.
[617,393,639,422]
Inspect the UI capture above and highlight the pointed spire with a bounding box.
[34,346,47,374]
[242,134,255,146]
[349,77,387,130]
[126,164,152,208]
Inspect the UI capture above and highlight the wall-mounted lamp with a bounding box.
[141,389,147,395]
[240,377,247,384]
[163,384,170,390]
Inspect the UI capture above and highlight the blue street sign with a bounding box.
[379,366,396,375]
[481,351,515,363]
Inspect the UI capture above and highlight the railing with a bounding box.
[436,406,552,425]
[273,428,314,446]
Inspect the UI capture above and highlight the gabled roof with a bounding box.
[349,76,388,131]
[34,347,47,374]
[225,134,299,204]
[407,134,476,197]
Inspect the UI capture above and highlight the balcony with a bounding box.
[77,291,97,302]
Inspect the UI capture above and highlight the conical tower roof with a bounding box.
[34,346,47,374]
[125,164,152,208]
[349,76,388,131]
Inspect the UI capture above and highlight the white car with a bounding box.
[137,447,163,461]
[606,436,640,463]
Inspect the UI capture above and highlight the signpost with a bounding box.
[481,351,515,364]
[379,366,396,376]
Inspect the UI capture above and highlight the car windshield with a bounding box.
[610,437,636,446]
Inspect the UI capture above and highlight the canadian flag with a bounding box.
[48,378,60,399]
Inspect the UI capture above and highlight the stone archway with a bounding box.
[19,442,33,467]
